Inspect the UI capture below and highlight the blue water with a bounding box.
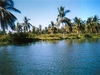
[0,39,100,75]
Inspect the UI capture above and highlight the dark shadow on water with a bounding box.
[11,40,39,46]
[65,38,99,45]
[0,47,17,74]
[13,38,99,46]
[42,40,59,44]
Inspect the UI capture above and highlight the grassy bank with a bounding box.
[0,33,100,46]
[35,33,100,40]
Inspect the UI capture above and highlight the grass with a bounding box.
[35,33,100,40]
[0,33,100,46]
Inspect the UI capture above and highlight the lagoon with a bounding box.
[0,39,100,75]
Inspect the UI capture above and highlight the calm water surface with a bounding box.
[0,39,100,75]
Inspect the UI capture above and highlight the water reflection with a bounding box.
[65,39,73,45]
[43,40,59,44]
[0,46,17,74]
[65,38,99,45]
[85,38,99,43]
[0,39,100,75]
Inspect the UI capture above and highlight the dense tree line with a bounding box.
[15,6,100,35]
[0,0,100,36]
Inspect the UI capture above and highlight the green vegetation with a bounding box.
[0,0,21,33]
[0,1,100,46]
[0,33,100,46]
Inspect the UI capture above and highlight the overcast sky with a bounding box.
[13,0,100,28]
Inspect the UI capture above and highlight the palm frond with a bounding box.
[65,10,70,14]
[6,0,14,6]
[57,7,60,13]
[6,6,21,13]
[28,23,32,26]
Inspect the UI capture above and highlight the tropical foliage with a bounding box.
[0,0,21,33]
[0,4,100,45]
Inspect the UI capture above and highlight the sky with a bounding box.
[13,0,100,28]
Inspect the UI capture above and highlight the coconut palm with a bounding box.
[23,16,32,32]
[50,21,57,34]
[56,6,71,35]
[51,21,55,33]
[44,27,48,34]
[57,6,70,19]
[0,0,21,33]
[92,15,100,33]
[32,26,36,34]
[39,24,42,34]
[74,17,84,34]
[57,6,70,27]
[57,6,72,34]
[16,22,22,33]
[86,17,93,33]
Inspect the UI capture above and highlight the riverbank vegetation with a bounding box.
[0,33,100,46]
[0,0,100,45]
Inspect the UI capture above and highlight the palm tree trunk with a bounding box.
[1,20,6,34]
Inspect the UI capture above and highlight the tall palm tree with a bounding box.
[74,17,84,34]
[32,26,36,34]
[16,22,22,33]
[39,24,42,34]
[23,16,32,32]
[86,17,93,33]
[92,15,100,33]
[57,6,71,35]
[50,21,56,34]
[57,6,70,27]
[57,6,70,19]
[0,0,21,33]
[65,18,72,33]
[44,27,48,34]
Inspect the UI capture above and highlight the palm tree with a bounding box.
[48,24,51,34]
[0,0,21,33]
[50,21,57,34]
[86,17,93,33]
[51,21,55,34]
[32,26,36,34]
[57,6,70,27]
[74,17,84,34]
[39,24,42,34]
[57,6,70,19]
[16,22,22,33]
[44,27,48,34]
[57,6,71,36]
[23,16,32,32]
[92,15,100,33]
[64,18,72,33]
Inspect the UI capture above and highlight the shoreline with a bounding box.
[0,33,100,46]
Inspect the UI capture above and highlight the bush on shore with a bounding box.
[0,33,100,46]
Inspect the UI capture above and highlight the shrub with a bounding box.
[84,34,92,38]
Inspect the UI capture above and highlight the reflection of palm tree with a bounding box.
[0,0,21,33]
[23,16,32,32]
[65,39,73,45]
